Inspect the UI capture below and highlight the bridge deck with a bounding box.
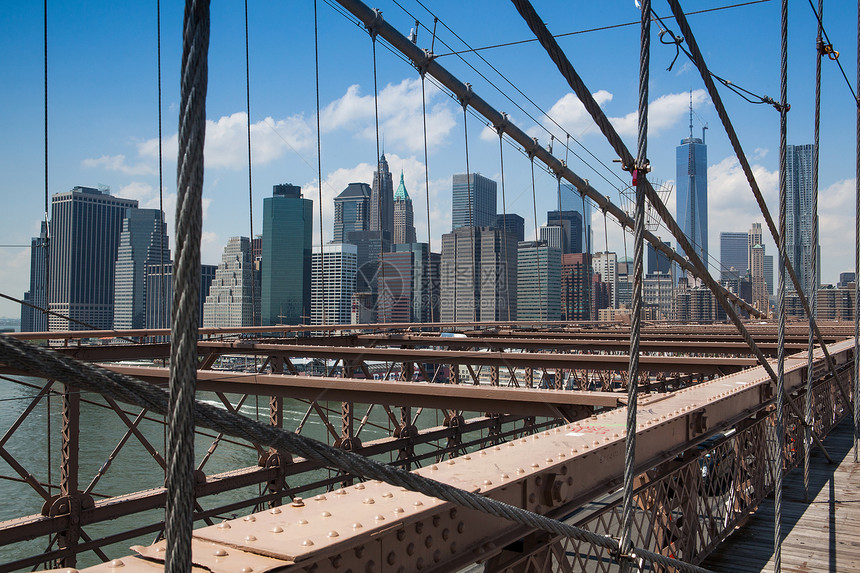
[702,418,860,573]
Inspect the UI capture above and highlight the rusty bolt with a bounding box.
[457,521,465,534]
[406,543,415,556]
[387,552,397,565]
[442,528,450,541]
[425,535,434,548]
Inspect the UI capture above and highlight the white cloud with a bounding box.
[540,90,613,140]
[320,79,457,152]
[81,154,156,176]
[609,89,709,137]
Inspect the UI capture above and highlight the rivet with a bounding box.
[373,480,383,484]
[430,464,438,471]
[382,492,394,498]
[407,543,415,556]
[155,547,165,553]
[483,480,493,486]
[520,438,527,444]
[387,551,397,565]
[245,535,257,542]
[500,473,509,479]
[414,500,423,507]
[292,498,305,507]
[433,549,442,563]
[270,507,281,515]
[375,514,385,521]
[328,530,340,538]
[302,539,314,547]
[335,488,347,495]
[457,521,465,533]
[571,448,578,453]
[363,498,375,504]
[507,442,515,447]
[314,495,327,501]
[494,446,501,450]
[218,520,231,529]
[297,519,309,525]
[613,433,620,438]
[244,515,256,522]
[531,463,540,468]
[271,526,284,533]
[393,507,405,514]
[108,560,124,569]
[447,460,456,465]
[545,457,553,463]
[442,528,450,541]
[558,452,566,459]
[451,542,457,553]
[321,511,332,517]
[604,436,610,442]
[480,451,487,456]
[425,535,434,548]
[516,467,526,474]
[593,440,600,446]
[432,515,441,527]
[240,568,253,573]
[533,435,540,440]
[355,484,366,490]
[583,444,589,449]
[213,549,227,557]
[353,522,363,529]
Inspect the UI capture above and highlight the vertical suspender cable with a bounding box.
[806,0,823,502]
[420,73,435,322]
[168,1,208,571]
[371,33,385,323]
[461,103,476,322]
[855,0,860,464]
[775,0,789,569]
[498,130,512,321]
[620,1,648,568]
[244,0,256,327]
[314,0,326,325]
[583,192,592,320]
[158,0,167,331]
[43,0,51,498]
[529,156,544,321]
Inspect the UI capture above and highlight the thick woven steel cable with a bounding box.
[244,0,256,327]
[168,1,208,571]
[775,1,789,569]
[509,0,833,459]
[0,335,713,573]
[665,0,851,408]
[806,0,823,502]
[620,1,648,569]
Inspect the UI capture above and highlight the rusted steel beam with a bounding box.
[99,365,619,418]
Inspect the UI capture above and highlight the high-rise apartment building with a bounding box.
[561,253,592,320]
[785,144,820,294]
[333,182,371,243]
[539,224,566,252]
[644,272,675,320]
[517,241,561,321]
[261,184,312,326]
[495,213,525,242]
[764,254,774,296]
[144,262,216,329]
[440,227,516,322]
[720,231,748,285]
[20,222,48,332]
[452,173,496,230]
[311,243,357,325]
[676,113,708,271]
[593,251,618,308]
[203,237,260,328]
[558,183,592,254]
[48,186,138,331]
[370,154,394,239]
[113,209,170,330]
[750,243,769,313]
[393,172,416,244]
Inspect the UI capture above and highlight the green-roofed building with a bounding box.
[393,171,416,244]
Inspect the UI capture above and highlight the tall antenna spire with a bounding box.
[689,90,693,139]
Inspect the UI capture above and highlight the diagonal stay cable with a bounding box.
[665,0,852,411]
[0,335,713,573]
[508,0,835,460]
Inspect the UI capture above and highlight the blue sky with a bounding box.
[1,0,857,318]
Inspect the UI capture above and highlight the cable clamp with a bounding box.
[366,9,383,40]
[459,83,473,110]
[818,39,839,60]
[416,49,435,77]
[527,136,540,159]
[761,95,789,113]
[494,112,509,136]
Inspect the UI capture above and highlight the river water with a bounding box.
[0,375,425,570]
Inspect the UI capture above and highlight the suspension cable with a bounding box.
[855,0,860,464]
[243,0,256,327]
[419,72,435,322]
[583,191,592,319]
[461,101,477,322]
[314,0,326,325]
[528,154,544,321]
[775,1,789,569]
[43,0,51,498]
[370,31,385,323]
[157,0,167,331]
[805,0,823,504]
[804,0,858,103]
[167,0,209,570]
[497,127,512,321]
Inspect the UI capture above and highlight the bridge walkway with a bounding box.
[702,418,860,572]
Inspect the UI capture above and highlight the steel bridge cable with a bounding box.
[419,72,435,321]
[391,0,627,193]
[244,0,256,328]
[168,0,208,571]
[528,155,544,321]
[775,1,789,569]
[806,0,823,504]
[497,126,512,321]
[314,0,327,326]
[855,0,859,465]
[0,335,716,573]
[158,0,167,331]
[663,1,852,407]
[460,100,477,322]
[370,30,385,322]
[804,0,858,103]
[507,0,837,459]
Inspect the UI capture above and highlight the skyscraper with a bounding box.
[392,242,435,322]
[48,186,138,331]
[546,210,582,253]
[393,172,416,244]
[333,182,371,243]
[593,251,618,308]
[785,144,819,294]
[720,231,748,284]
[261,184,312,326]
[676,106,708,271]
[561,253,592,320]
[558,183,592,255]
[370,154,394,239]
[203,236,259,328]
[750,243,769,313]
[452,173,496,230]
[311,243,357,325]
[145,262,216,329]
[647,241,672,275]
[495,213,525,242]
[20,222,48,332]
[113,209,170,330]
[440,227,516,321]
[516,241,561,321]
